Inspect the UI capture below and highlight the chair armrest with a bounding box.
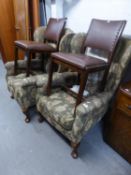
[72,91,112,143]
[5,61,15,76]
[36,72,78,87]
[5,59,42,76]
[11,71,77,89]
[11,76,37,88]
[5,60,27,76]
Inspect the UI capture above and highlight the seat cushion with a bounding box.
[37,90,76,130]
[15,40,57,52]
[51,52,107,70]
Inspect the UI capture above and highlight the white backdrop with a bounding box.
[63,0,131,35]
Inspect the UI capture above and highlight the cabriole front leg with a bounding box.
[71,142,80,159]
[22,108,30,123]
[38,112,45,123]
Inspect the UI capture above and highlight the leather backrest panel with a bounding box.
[84,19,126,55]
[44,18,67,44]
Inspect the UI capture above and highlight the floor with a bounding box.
[0,59,131,175]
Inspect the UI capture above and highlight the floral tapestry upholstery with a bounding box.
[36,35,131,144]
[37,90,76,130]
[11,73,63,110]
[6,59,43,94]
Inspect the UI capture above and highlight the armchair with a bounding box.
[5,27,74,122]
[47,19,126,108]
[36,34,131,158]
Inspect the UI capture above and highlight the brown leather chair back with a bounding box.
[83,19,126,63]
[44,18,67,50]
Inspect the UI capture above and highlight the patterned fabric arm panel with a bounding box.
[12,71,77,110]
[11,75,37,87]
[8,71,63,89]
[5,60,27,76]
[5,59,42,76]
[7,73,38,97]
[13,72,77,110]
[36,72,78,87]
[10,71,77,95]
[72,92,112,143]
[13,84,37,110]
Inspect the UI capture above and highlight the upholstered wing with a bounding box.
[72,37,131,143]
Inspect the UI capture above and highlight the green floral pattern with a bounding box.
[36,36,131,144]
[37,90,76,130]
